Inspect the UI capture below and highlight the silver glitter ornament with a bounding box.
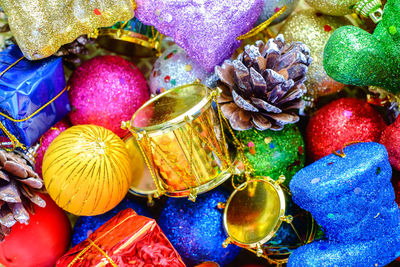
[149,44,217,95]
[255,0,299,26]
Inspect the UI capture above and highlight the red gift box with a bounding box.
[57,209,186,267]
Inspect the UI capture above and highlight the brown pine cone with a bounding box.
[54,35,93,67]
[216,34,312,131]
[0,149,45,241]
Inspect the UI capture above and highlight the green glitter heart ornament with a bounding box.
[235,124,305,186]
[324,0,400,94]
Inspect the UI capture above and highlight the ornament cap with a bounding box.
[353,0,383,23]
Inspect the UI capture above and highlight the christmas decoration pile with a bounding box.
[0,0,400,266]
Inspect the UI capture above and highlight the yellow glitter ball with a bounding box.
[279,9,351,98]
[304,0,358,16]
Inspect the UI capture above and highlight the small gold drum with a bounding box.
[122,83,234,201]
[221,177,316,265]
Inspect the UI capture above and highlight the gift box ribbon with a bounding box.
[67,213,135,267]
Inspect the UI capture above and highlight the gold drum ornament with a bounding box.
[221,177,316,265]
[90,17,162,57]
[122,83,234,201]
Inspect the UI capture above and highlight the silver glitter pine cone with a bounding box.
[216,34,312,131]
[0,149,45,241]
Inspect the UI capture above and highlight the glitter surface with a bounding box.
[304,0,358,16]
[158,189,241,266]
[236,124,305,186]
[279,10,350,98]
[380,116,400,171]
[149,44,218,95]
[255,0,299,26]
[324,0,400,94]
[289,142,400,266]
[68,55,150,137]
[0,0,135,60]
[35,119,70,177]
[72,197,151,246]
[134,0,264,72]
[306,98,386,162]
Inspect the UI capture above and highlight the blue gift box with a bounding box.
[0,45,70,148]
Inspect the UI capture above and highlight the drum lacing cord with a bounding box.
[214,92,254,191]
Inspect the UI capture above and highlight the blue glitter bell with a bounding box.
[158,189,241,266]
[288,142,400,266]
[72,197,151,246]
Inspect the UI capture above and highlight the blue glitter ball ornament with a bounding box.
[72,197,151,246]
[158,189,241,266]
[288,142,400,266]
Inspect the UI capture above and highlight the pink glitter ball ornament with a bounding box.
[68,56,150,137]
[35,119,70,176]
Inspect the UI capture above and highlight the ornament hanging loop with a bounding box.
[332,141,363,158]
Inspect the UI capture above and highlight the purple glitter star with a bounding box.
[135,0,264,72]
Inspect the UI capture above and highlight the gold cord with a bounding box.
[237,5,287,40]
[67,214,136,266]
[0,56,24,77]
[0,86,69,123]
[332,141,363,158]
[0,86,69,150]
[214,90,254,190]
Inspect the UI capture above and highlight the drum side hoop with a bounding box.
[131,84,213,138]
[223,177,287,248]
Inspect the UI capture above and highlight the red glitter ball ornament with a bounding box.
[380,116,400,171]
[306,98,386,161]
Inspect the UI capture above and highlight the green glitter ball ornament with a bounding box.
[236,124,305,186]
[324,0,400,94]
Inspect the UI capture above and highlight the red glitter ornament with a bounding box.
[380,116,400,171]
[35,119,70,177]
[306,98,386,161]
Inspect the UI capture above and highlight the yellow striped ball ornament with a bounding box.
[42,125,133,216]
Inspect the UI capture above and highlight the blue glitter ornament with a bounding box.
[288,142,400,266]
[72,197,151,246]
[158,189,241,266]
